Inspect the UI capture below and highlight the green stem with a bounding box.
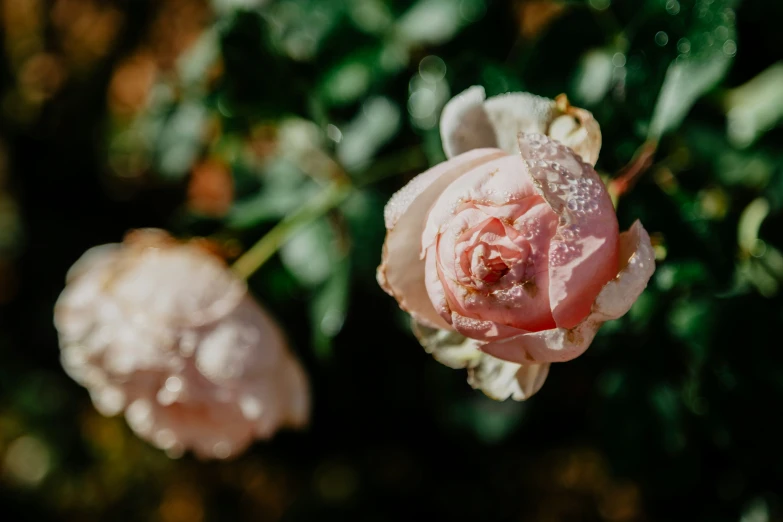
[231,180,352,280]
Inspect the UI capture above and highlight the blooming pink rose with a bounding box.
[378,88,654,400]
[54,230,309,459]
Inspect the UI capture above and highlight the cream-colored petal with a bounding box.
[64,244,121,283]
[591,220,655,321]
[412,320,549,401]
[378,149,505,329]
[468,356,549,401]
[483,91,555,154]
[439,85,499,159]
[547,97,602,166]
[439,86,601,165]
[411,320,484,369]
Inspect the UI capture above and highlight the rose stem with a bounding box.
[231,180,352,280]
[608,139,658,201]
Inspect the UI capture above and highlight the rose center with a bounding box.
[470,244,510,284]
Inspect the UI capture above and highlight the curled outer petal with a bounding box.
[440,86,602,166]
[480,220,655,364]
[518,132,619,329]
[412,321,549,401]
[377,148,506,329]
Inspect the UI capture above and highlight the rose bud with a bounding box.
[54,229,309,459]
[377,131,654,400]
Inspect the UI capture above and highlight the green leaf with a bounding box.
[310,256,350,359]
[648,0,738,140]
[156,102,207,179]
[228,172,319,229]
[176,29,220,90]
[336,97,401,170]
[280,217,337,287]
[572,48,615,107]
[724,62,783,148]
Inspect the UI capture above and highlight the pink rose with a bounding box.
[54,230,309,459]
[378,87,655,400]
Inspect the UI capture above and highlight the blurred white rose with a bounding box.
[54,229,309,459]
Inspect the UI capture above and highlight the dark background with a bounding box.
[1,0,783,520]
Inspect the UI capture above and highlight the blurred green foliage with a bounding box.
[2,0,783,521]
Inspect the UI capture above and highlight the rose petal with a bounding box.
[518,133,619,329]
[468,356,549,401]
[440,86,601,165]
[412,320,548,401]
[423,153,558,330]
[422,154,543,250]
[482,92,555,154]
[439,86,498,159]
[411,320,484,369]
[592,220,656,320]
[479,220,655,364]
[64,244,121,283]
[548,102,602,166]
[378,148,505,329]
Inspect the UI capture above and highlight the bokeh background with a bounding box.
[2,0,783,520]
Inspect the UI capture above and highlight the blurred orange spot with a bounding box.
[557,448,609,493]
[51,0,124,71]
[188,159,234,217]
[248,125,279,161]
[18,53,66,103]
[109,51,158,116]
[1,0,44,67]
[517,0,567,39]
[160,484,204,522]
[598,481,641,522]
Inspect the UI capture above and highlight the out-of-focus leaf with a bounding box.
[725,62,783,148]
[280,217,336,286]
[668,297,714,361]
[211,0,266,16]
[347,0,393,35]
[408,71,451,130]
[336,97,401,170]
[311,256,350,359]
[738,198,769,254]
[572,48,615,107]
[176,29,220,89]
[320,53,376,106]
[648,0,738,140]
[156,102,207,179]
[266,0,345,61]
[228,179,320,228]
[395,0,464,46]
